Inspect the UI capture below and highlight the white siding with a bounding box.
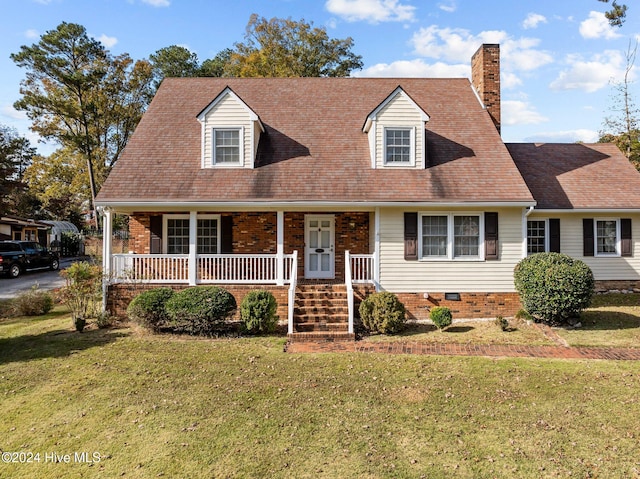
[202,94,254,169]
[379,207,525,293]
[528,212,640,281]
[374,95,425,169]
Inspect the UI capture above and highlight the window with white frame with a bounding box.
[164,215,220,254]
[527,220,546,255]
[596,219,619,256]
[166,218,190,254]
[197,218,218,254]
[213,128,241,165]
[384,127,413,165]
[420,214,483,260]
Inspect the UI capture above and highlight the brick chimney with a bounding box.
[471,44,501,133]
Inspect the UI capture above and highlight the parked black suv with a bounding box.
[0,241,60,278]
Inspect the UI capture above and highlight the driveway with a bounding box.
[0,258,82,299]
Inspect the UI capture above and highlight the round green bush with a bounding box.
[514,252,594,324]
[430,306,452,330]
[165,286,237,335]
[358,291,406,334]
[240,290,278,334]
[127,287,175,331]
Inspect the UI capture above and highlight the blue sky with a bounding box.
[0,0,638,153]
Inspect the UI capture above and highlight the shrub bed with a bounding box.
[127,287,175,332]
[359,292,406,334]
[165,286,237,335]
[514,252,594,325]
[430,306,452,330]
[240,290,278,334]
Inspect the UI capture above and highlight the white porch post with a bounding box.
[101,208,113,312]
[374,207,381,291]
[188,211,197,285]
[276,210,284,286]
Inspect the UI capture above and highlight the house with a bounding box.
[0,215,51,246]
[96,44,640,339]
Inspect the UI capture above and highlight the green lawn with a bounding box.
[1,309,640,478]
[554,293,640,348]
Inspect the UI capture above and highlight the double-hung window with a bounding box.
[384,127,414,165]
[527,220,546,255]
[166,217,190,254]
[420,214,483,260]
[213,128,242,165]
[595,219,619,256]
[165,215,220,254]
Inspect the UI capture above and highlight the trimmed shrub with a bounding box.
[514,252,594,325]
[495,315,509,331]
[165,286,237,335]
[95,311,115,329]
[430,306,452,330]
[359,292,406,334]
[127,287,175,332]
[12,285,53,316]
[240,290,278,334]
[514,309,533,322]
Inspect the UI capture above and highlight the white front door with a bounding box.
[305,215,335,279]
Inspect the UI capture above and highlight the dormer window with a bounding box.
[363,86,429,169]
[213,128,242,165]
[384,127,414,165]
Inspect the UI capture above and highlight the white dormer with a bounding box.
[197,87,264,169]
[363,86,429,169]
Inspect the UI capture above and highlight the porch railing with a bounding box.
[287,251,298,335]
[110,253,294,284]
[349,253,376,283]
[345,251,355,334]
[111,254,190,283]
[198,254,294,284]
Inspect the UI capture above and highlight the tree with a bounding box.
[599,41,639,169]
[599,0,628,27]
[149,45,200,88]
[224,15,363,77]
[11,22,154,225]
[23,147,87,224]
[200,48,233,77]
[0,125,36,217]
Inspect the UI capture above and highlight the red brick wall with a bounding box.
[395,292,521,320]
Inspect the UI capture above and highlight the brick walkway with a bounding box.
[285,340,640,360]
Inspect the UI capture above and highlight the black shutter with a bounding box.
[549,218,560,253]
[149,215,162,254]
[404,212,418,260]
[583,218,594,257]
[484,212,498,260]
[221,215,233,253]
[621,218,632,257]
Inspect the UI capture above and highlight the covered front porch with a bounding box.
[102,208,379,337]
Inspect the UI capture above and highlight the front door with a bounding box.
[305,215,335,279]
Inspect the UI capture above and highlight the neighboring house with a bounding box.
[0,216,50,246]
[96,44,640,339]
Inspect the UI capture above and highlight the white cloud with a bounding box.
[25,29,39,39]
[325,0,416,23]
[141,0,170,7]
[1,105,27,121]
[550,51,627,92]
[438,1,456,13]
[410,25,552,72]
[522,13,547,30]
[579,11,621,40]
[502,100,548,126]
[97,34,118,48]
[523,129,600,143]
[355,59,469,77]
[502,72,522,89]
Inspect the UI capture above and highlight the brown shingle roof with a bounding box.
[508,143,640,209]
[97,77,534,205]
